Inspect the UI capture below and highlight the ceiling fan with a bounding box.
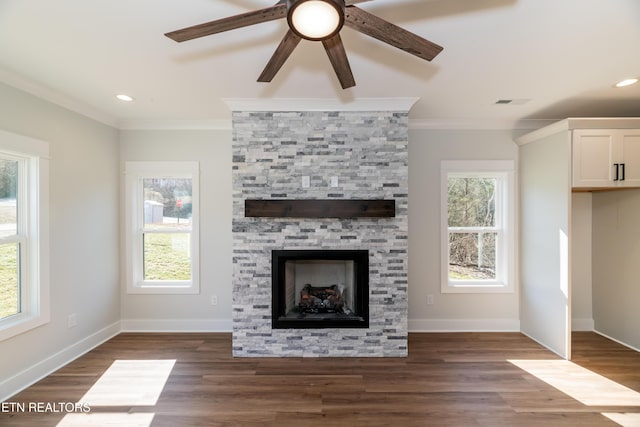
[165,0,443,89]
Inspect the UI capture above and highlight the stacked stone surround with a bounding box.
[232,110,408,357]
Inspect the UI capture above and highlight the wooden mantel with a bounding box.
[244,199,395,218]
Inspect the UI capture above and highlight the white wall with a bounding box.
[408,129,520,331]
[592,189,640,350]
[571,193,593,330]
[0,83,120,400]
[519,131,571,358]
[119,128,522,333]
[119,130,232,331]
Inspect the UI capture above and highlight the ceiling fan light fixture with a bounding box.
[287,0,344,41]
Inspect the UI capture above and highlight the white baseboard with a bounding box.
[519,329,567,359]
[409,318,520,332]
[124,318,518,334]
[120,318,232,332]
[0,321,121,402]
[593,329,640,353]
[572,318,595,331]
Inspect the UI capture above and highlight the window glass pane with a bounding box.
[449,232,496,280]
[0,159,18,238]
[0,242,19,319]
[143,178,192,230]
[448,177,496,227]
[143,233,191,281]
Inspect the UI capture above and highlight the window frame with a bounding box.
[0,130,50,342]
[441,160,516,294]
[125,161,200,294]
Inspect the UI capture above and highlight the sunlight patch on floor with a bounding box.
[56,360,175,427]
[57,413,155,427]
[602,412,640,427]
[78,359,176,406]
[509,359,640,406]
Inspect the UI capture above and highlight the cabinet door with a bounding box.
[572,129,618,188]
[619,130,640,186]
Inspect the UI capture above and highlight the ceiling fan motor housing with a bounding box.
[287,0,346,41]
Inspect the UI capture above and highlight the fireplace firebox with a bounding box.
[272,250,369,329]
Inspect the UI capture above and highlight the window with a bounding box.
[441,160,515,293]
[125,162,199,294]
[0,130,50,341]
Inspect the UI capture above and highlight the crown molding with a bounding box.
[409,118,557,131]
[118,119,232,131]
[516,117,640,145]
[0,66,118,128]
[224,97,420,113]
[118,117,557,131]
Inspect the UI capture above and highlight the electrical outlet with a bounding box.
[67,313,77,328]
[302,176,310,188]
[211,295,218,306]
[426,294,434,305]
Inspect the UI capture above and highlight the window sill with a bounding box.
[127,281,199,295]
[0,313,50,342]
[441,281,514,294]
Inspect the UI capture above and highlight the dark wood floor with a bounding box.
[2,332,640,426]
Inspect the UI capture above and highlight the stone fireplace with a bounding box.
[231,100,410,357]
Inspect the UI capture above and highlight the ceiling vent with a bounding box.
[495,99,531,105]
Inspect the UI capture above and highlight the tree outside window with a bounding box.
[441,160,515,294]
[447,177,498,281]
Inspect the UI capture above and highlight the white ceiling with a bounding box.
[1,0,639,129]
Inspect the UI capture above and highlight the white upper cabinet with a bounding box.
[620,131,640,186]
[572,129,640,189]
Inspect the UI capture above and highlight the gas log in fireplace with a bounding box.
[272,250,369,329]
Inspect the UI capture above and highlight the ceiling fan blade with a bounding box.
[344,6,443,61]
[165,3,287,42]
[258,30,302,83]
[322,34,356,89]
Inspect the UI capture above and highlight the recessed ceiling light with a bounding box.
[116,94,134,102]
[615,78,638,88]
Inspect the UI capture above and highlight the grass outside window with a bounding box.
[0,241,18,320]
[143,233,191,281]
